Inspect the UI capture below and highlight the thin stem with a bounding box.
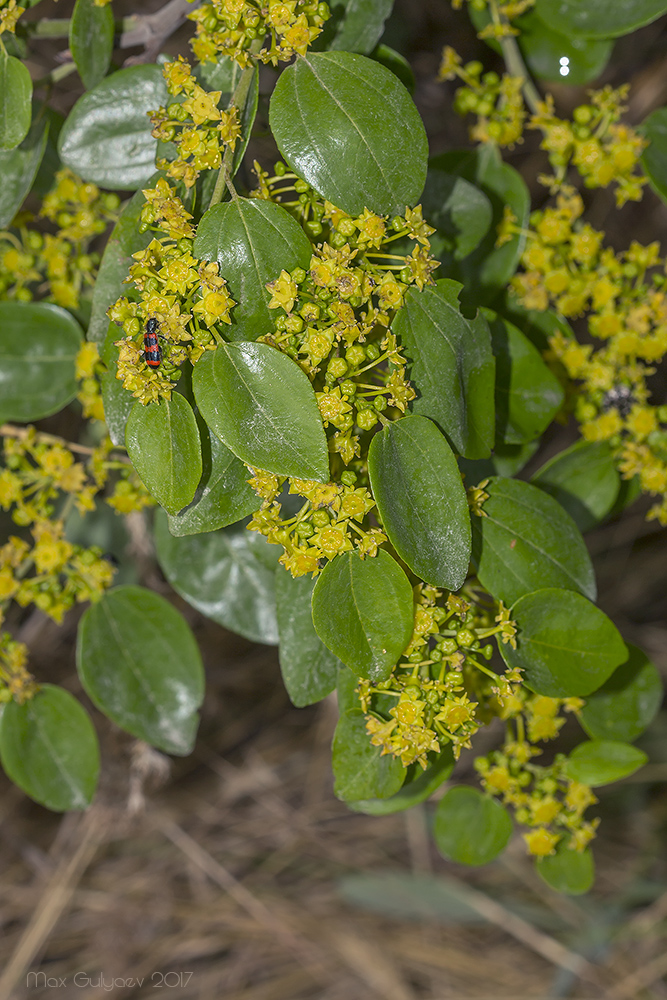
[25,18,72,38]
[492,8,541,115]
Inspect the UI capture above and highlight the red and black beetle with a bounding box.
[143,318,162,368]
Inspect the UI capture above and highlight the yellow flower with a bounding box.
[181,85,222,125]
[523,827,560,857]
[625,405,657,440]
[267,269,298,313]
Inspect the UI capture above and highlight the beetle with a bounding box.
[143,318,162,369]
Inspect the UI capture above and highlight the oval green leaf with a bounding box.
[486,310,563,446]
[154,511,280,644]
[193,198,312,341]
[0,108,48,227]
[167,422,260,536]
[580,645,663,742]
[501,588,628,697]
[420,171,493,261]
[326,0,394,53]
[565,740,648,786]
[0,301,82,423]
[311,549,414,683]
[332,708,405,801]
[641,106,667,204]
[0,47,32,150]
[536,843,594,895]
[275,566,340,707]
[100,322,135,447]
[393,280,495,459]
[77,586,204,756]
[125,394,202,515]
[368,414,471,589]
[0,684,99,812]
[535,0,667,38]
[269,51,428,216]
[531,440,621,533]
[192,342,329,482]
[433,786,513,865]
[518,11,613,84]
[70,0,114,90]
[58,65,167,190]
[471,477,596,606]
[348,746,455,815]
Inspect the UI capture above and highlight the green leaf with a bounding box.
[58,65,167,190]
[641,107,667,204]
[393,280,495,459]
[348,747,455,815]
[153,511,280,644]
[0,301,82,423]
[192,343,329,482]
[332,708,405,801]
[167,422,260,536]
[565,740,648,786]
[428,146,530,307]
[0,108,48,227]
[269,51,428,217]
[0,46,32,150]
[0,685,99,811]
[517,10,613,83]
[368,415,471,589]
[535,0,667,38]
[125,395,202,515]
[433,786,512,865]
[531,440,621,533]
[77,585,205,756]
[486,310,563,446]
[580,645,663,742]
[326,0,394,53]
[500,588,628,697]
[100,322,135,447]
[421,171,493,261]
[275,567,340,707]
[193,198,312,341]
[70,0,114,90]
[370,44,415,93]
[536,843,594,895]
[459,440,540,485]
[471,477,596,606]
[311,549,414,683]
[337,662,361,714]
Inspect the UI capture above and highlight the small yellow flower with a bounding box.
[523,827,560,857]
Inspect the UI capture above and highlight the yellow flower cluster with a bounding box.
[439,49,525,147]
[111,178,233,404]
[0,634,36,705]
[0,0,24,34]
[151,59,241,189]
[0,169,119,309]
[358,585,521,768]
[508,186,667,522]
[475,692,599,858]
[76,341,106,423]
[188,0,330,68]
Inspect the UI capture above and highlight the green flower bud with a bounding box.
[440,638,458,655]
[356,409,377,431]
[340,470,357,486]
[340,379,356,396]
[328,357,348,378]
[456,628,475,647]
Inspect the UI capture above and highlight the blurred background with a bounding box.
[2,2,667,998]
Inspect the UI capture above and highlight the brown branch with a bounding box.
[120,0,202,65]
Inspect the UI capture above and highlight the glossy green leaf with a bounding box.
[154,511,280,644]
[368,415,471,589]
[0,685,99,811]
[269,51,428,216]
[535,0,667,38]
[125,395,202,515]
[275,567,340,707]
[0,46,32,150]
[337,662,362,714]
[531,440,621,533]
[326,0,394,53]
[77,585,205,756]
[192,343,329,482]
[370,44,415,93]
[0,109,48,227]
[641,107,667,204]
[393,280,495,459]
[58,65,167,189]
[428,146,530,307]
[421,171,493,261]
[501,588,628,697]
[459,441,540,485]
[100,323,135,447]
[167,423,260,536]
[518,10,613,83]
[486,311,563,446]
[536,843,594,895]
[70,0,114,90]
[565,740,648,786]
[433,787,512,865]
[0,301,82,423]
[332,708,406,801]
[580,645,663,742]
[312,550,414,682]
[471,477,596,606]
[348,747,455,815]
[193,198,312,341]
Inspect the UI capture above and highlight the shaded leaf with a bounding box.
[536,843,595,895]
[70,0,115,90]
[0,46,32,150]
[348,747,455,815]
[433,786,512,865]
[100,322,135,447]
[325,0,394,53]
[580,645,663,742]
[370,44,415,92]
[531,440,620,533]
[0,108,48,227]
[565,740,648,786]
[275,567,340,707]
[332,708,405,800]
[641,106,667,204]
[421,170,493,261]
[535,0,667,38]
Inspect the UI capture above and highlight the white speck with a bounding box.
[559,56,570,77]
